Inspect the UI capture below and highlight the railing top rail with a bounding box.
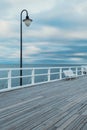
[0,65,84,71]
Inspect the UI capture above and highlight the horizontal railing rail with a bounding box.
[0,65,87,92]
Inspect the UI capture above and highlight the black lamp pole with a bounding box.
[20,9,32,86]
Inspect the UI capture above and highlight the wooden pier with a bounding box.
[0,75,87,130]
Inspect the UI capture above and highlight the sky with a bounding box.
[0,0,87,64]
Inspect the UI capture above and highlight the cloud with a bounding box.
[0,20,12,37]
[69,57,83,62]
[7,0,56,15]
[26,24,87,41]
[23,45,41,58]
[73,53,87,56]
[0,0,87,64]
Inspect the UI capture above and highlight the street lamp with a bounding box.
[20,9,32,86]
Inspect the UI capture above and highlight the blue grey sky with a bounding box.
[0,0,87,64]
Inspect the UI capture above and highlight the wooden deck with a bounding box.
[0,75,87,130]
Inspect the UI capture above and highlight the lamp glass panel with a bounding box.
[23,19,32,26]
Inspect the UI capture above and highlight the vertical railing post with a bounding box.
[8,70,11,89]
[60,67,62,80]
[81,66,84,75]
[76,67,78,77]
[32,68,35,85]
[48,68,51,82]
[69,67,71,70]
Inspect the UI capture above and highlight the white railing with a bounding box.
[0,65,87,92]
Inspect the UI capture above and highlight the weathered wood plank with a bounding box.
[56,114,78,130]
[0,76,87,130]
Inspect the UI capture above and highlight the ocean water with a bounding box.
[0,63,83,68]
[0,64,83,90]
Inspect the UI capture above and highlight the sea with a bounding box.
[0,63,83,68]
[0,63,84,90]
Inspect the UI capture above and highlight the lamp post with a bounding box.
[20,9,32,86]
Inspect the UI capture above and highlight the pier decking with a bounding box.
[0,75,87,130]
